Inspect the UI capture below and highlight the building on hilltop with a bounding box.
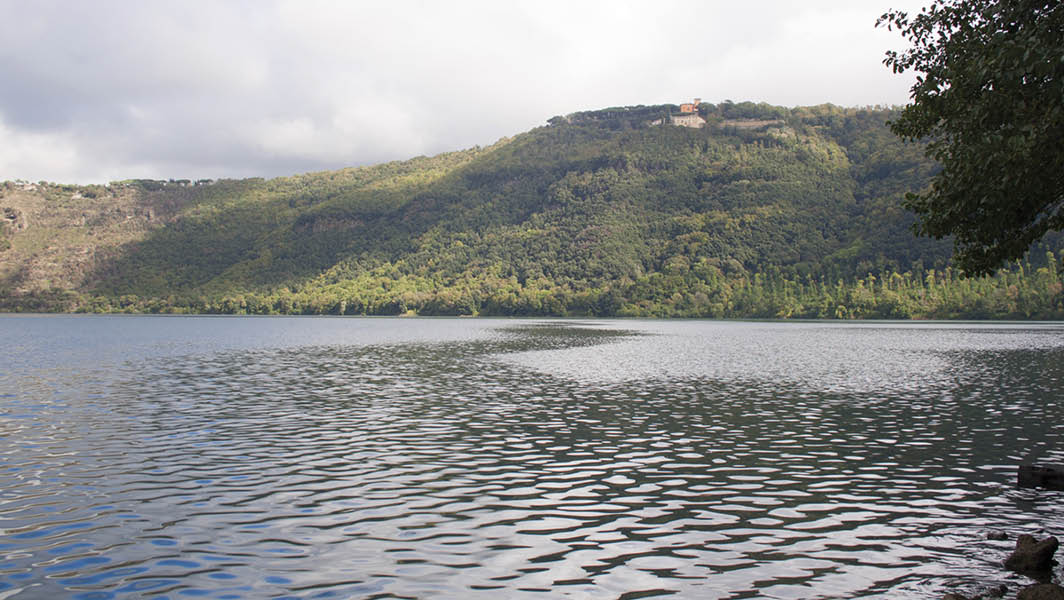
[669,113,705,128]
[649,98,706,128]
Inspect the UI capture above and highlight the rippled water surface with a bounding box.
[2,316,1064,599]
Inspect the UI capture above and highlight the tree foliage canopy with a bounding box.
[879,0,1064,275]
[4,102,1064,318]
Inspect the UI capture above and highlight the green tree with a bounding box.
[879,0,1064,275]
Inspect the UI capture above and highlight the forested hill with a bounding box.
[2,101,1063,318]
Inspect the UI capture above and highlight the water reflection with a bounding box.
[1,318,1063,598]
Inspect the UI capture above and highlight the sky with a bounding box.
[0,0,928,184]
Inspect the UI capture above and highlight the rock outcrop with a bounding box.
[1018,584,1064,600]
[1019,464,1064,491]
[2,207,27,231]
[1004,535,1059,573]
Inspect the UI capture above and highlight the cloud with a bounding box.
[0,118,80,181]
[0,0,926,183]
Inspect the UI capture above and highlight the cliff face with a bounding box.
[0,181,194,294]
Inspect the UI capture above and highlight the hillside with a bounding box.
[2,101,1063,318]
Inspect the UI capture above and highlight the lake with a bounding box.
[2,316,1063,599]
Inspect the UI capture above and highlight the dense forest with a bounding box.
[2,101,1062,318]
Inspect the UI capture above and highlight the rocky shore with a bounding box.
[944,533,1062,600]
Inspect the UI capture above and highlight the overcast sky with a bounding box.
[0,0,927,184]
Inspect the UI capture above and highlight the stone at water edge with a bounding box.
[1018,464,1064,490]
[1004,534,1059,573]
[945,583,1018,600]
[979,583,1009,598]
[1018,584,1064,600]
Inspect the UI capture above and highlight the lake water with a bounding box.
[2,316,1063,599]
